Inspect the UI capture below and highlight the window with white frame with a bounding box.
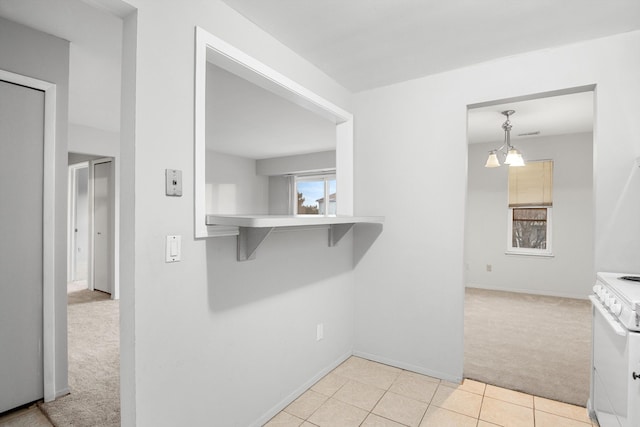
[294,173,336,215]
[507,160,553,256]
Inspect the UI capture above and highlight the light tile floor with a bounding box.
[0,356,599,427]
[265,356,599,427]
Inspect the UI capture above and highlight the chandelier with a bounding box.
[484,110,525,168]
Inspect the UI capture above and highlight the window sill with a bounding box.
[505,250,554,258]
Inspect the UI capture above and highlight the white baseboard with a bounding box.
[466,284,589,300]
[54,387,71,399]
[250,349,466,426]
[251,350,352,427]
[352,351,462,384]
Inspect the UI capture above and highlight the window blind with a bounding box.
[508,160,553,207]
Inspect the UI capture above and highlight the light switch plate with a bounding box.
[166,235,181,262]
[165,169,182,196]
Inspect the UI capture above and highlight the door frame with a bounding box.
[89,158,116,297]
[193,26,355,239]
[0,69,57,402]
[67,162,89,283]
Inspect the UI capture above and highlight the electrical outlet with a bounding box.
[486,264,492,272]
[316,323,324,341]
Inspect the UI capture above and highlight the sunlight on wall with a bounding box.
[207,183,237,214]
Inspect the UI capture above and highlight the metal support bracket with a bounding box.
[237,227,274,261]
[329,223,355,247]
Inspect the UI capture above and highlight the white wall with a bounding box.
[68,123,120,158]
[353,31,640,383]
[118,10,136,423]
[466,133,594,299]
[206,150,269,215]
[268,175,291,215]
[118,1,354,425]
[111,0,640,423]
[0,16,70,397]
[256,150,336,176]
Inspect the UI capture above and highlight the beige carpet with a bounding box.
[39,287,120,426]
[464,287,591,407]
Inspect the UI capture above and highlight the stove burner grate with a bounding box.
[620,276,640,282]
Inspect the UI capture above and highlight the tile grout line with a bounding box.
[271,360,591,427]
[305,376,348,423]
[477,384,486,427]
[362,381,394,426]
[361,369,411,427]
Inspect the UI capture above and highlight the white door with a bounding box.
[71,166,89,281]
[0,80,45,412]
[93,161,112,294]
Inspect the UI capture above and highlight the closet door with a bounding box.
[93,160,112,294]
[0,80,45,412]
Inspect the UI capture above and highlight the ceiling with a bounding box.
[221,0,640,93]
[467,91,594,144]
[1,0,634,143]
[0,0,125,132]
[206,64,336,159]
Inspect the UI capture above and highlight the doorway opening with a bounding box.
[464,87,595,406]
[0,0,136,424]
[61,153,121,424]
[68,163,89,287]
[68,155,116,296]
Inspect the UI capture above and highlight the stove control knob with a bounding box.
[611,302,622,316]
[605,297,613,307]
[592,285,600,294]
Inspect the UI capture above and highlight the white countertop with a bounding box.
[205,214,385,228]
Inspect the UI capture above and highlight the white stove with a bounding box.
[591,272,640,331]
[589,272,640,427]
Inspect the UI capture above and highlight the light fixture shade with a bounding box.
[505,149,525,167]
[485,152,500,168]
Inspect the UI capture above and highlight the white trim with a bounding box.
[67,162,89,282]
[352,351,462,384]
[0,69,58,402]
[293,173,337,215]
[504,250,555,258]
[194,26,354,238]
[466,284,589,300]
[506,206,553,257]
[87,162,95,291]
[90,158,117,299]
[250,351,352,427]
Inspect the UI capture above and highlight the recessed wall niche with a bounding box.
[205,63,336,219]
[194,27,359,239]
